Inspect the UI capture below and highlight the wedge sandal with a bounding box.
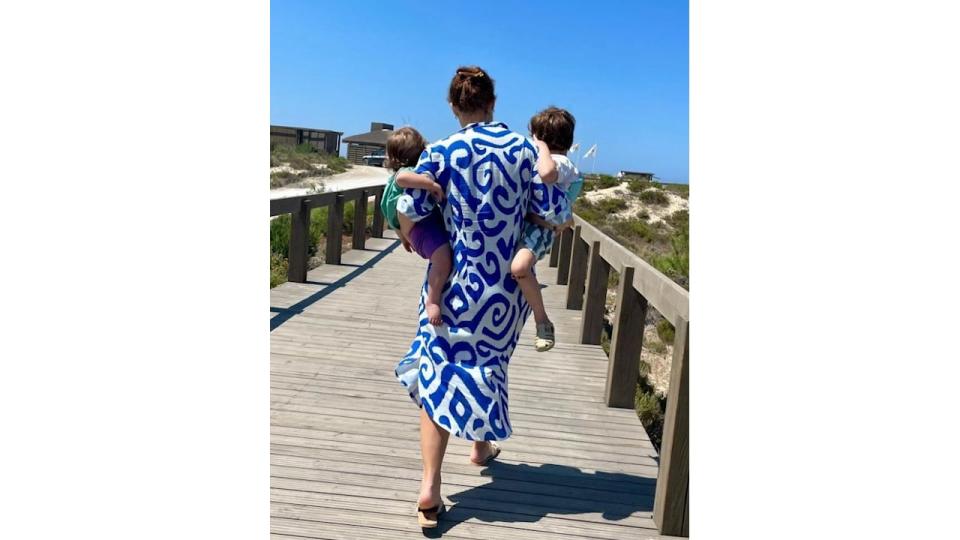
[416,502,445,528]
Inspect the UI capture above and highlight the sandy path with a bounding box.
[269,165,390,199]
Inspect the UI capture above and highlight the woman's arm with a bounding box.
[396,170,444,201]
[533,138,558,184]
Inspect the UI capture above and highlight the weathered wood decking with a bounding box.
[270,231,677,539]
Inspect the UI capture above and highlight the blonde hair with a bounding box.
[386,127,427,170]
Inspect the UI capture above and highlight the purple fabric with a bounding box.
[408,211,447,259]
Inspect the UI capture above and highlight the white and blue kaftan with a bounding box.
[394,121,569,441]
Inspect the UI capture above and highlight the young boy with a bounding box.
[512,107,582,352]
[380,127,450,326]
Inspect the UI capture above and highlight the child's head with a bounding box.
[448,66,496,117]
[529,106,576,153]
[386,127,427,170]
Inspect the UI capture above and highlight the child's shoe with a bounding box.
[535,321,555,352]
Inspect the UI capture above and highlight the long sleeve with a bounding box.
[397,147,443,223]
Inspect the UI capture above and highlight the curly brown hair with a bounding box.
[448,66,496,114]
[529,106,576,153]
[386,127,427,170]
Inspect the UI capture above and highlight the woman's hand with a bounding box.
[427,182,445,202]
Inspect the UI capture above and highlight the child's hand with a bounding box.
[401,236,413,253]
[427,182,445,202]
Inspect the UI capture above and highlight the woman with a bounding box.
[394,66,569,527]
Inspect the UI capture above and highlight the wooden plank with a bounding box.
[270,228,680,539]
[352,189,368,249]
[573,215,687,324]
[653,317,689,537]
[371,187,385,238]
[580,240,610,344]
[565,226,588,310]
[605,266,649,408]
[325,194,344,265]
[556,226,573,283]
[286,200,310,283]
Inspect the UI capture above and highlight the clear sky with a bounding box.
[271,1,688,183]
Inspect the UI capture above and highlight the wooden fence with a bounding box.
[550,217,690,536]
[270,189,690,536]
[270,185,387,283]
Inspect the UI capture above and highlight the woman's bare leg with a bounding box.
[426,244,452,325]
[418,407,449,509]
[511,248,549,324]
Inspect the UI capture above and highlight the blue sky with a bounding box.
[271,1,688,183]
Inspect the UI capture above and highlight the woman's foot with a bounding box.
[469,441,501,465]
[426,302,442,326]
[535,321,555,352]
[417,480,442,512]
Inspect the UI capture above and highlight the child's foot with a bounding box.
[426,302,442,326]
[535,321,555,352]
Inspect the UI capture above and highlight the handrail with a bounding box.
[553,214,689,537]
[270,182,388,282]
[269,184,383,217]
[572,215,689,323]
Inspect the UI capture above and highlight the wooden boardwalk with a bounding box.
[270,231,676,539]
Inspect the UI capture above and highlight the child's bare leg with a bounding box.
[426,244,452,325]
[511,248,549,324]
[398,213,415,245]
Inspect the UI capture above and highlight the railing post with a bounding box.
[654,316,689,537]
[372,188,385,238]
[352,190,368,250]
[556,227,573,284]
[605,266,648,408]
[325,194,344,265]
[548,236,561,267]
[286,199,310,283]
[580,240,610,344]
[565,226,588,310]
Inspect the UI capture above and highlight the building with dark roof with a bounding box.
[618,170,655,181]
[270,125,342,155]
[343,122,394,165]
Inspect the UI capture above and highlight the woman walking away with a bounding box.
[393,66,569,528]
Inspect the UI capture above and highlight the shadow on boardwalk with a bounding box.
[424,461,655,537]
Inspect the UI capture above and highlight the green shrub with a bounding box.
[595,197,628,214]
[627,179,651,193]
[270,253,288,288]
[665,209,688,230]
[637,208,651,220]
[270,215,291,257]
[656,319,675,344]
[663,183,689,199]
[651,227,689,289]
[611,217,656,243]
[638,189,669,206]
[595,174,620,189]
[635,389,663,428]
[573,197,605,223]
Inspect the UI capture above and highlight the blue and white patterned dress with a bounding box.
[394,121,569,441]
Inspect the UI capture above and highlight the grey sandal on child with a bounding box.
[535,321,555,352]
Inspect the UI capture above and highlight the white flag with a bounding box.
[583,144,597,159]
[569,143,580,153]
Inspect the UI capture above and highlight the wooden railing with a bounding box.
[270,184,387,282]
[551,216,690,537]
